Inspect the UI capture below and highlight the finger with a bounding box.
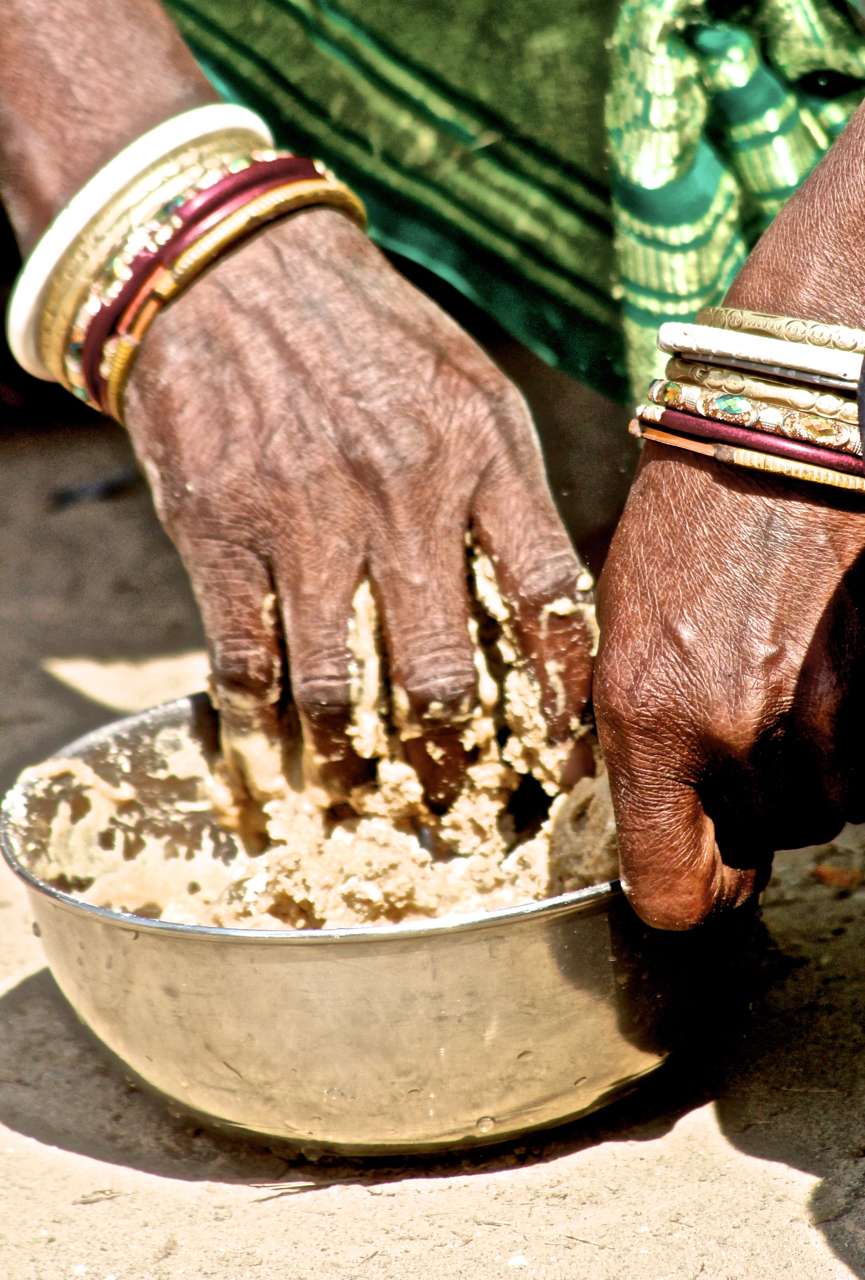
[472,462,595,744]
[372,529,477,811]
[614,772,760,931]
[594,685,760,929]
[276,545,374,797]
[179,538,288,804]
[701,736,846,856]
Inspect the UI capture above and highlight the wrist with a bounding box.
[0,0,217,254]
[122,205,375,437]
[264,205,381,274]
[132,206,375,360]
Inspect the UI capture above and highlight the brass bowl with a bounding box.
[1,695,709,1154]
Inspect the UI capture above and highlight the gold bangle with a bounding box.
[62,147,289,408]
[697,306,865,355]
[648,372,861,455]
[632,421,865,494]
[664,356,858,423]
[104,178,367,423]
[37,129,265,387]
[157,179,364,302]
[104,335,140,424]
[40,130,263,387]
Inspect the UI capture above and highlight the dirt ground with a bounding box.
[3,412,865,1279]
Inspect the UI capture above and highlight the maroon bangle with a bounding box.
[82,155,319,405]
[178,155,318,225]
[645,406,865,479]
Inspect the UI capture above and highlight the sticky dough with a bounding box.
[11,551,618,929]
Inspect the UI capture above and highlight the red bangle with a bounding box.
[81,155,320,407]
[642,406,865,479]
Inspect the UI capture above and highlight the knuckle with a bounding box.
[512,547,580,612]
[210,639,281,710]
[294,676,353,724]
[593,666,669,740]
[625,878,717,931]
[400,636,477,719]
[701,686,779,760]
[486,379,533,433]
[595,630,710,754]
[293,645,353,722]
[341,408,439,481]
[495,378,532,419]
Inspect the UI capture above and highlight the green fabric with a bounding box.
[608,1,865,393]
[162,0,865,401]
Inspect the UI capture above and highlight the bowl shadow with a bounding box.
[0,965,703,1189]
[3,836,865,1272]
[2,895,865,1280]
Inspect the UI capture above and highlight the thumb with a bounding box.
[600,733,758,930]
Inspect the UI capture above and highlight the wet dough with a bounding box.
[10,554,618,929]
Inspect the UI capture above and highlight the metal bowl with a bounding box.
[0,695,706,1154]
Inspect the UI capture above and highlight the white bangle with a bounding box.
[6,103,273,380]
[658,321,862,394]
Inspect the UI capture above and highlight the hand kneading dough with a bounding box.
[10,553,618,928]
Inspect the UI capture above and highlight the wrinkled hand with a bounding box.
[595,116,865,929]
[124,209,593,806]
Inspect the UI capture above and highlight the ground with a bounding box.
[2,412,865,1280]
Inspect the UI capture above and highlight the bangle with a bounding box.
[102,176,367,423]
[631,418,865,494]
[637,403,865,478]
[658,321,862,393]
[696,307,865,355]
[7,103,273,380]
[664,357,858,425]
[72,154,320,407]
[37,130,265,389]
[90,165,319,410]
[648,376,861,455]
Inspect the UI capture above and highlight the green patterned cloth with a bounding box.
[609,0,865,392]
[163,0,865,400]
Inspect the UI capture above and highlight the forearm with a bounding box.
[0,0,216,254]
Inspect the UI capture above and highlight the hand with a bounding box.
[123,209,594,805]
[594,107,865,929]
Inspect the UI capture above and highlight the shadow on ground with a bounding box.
[0,418,203,795]
[1,873,864,1277]
[3,391,865,1275]
[0,963,703,1187]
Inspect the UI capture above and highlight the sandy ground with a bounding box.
[3,413,865,1280]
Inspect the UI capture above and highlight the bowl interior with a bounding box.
[0,693,618,941]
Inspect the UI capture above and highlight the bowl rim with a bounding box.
[0,695,621,946]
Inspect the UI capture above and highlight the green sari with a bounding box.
[163,0,865,399]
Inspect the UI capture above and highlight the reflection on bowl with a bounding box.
[1,695,721,1154]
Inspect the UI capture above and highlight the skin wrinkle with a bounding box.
[472,479,593,716]
[2,3,595,813]
[375,568,478,715]
[206,277,310,461]
[266,213,490,398]
[211,636,280,699]
[597,115,865,924]
[0,1,216,250]
[508,547,582,612]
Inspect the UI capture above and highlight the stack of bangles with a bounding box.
[631,308,865,494]
[5,103,366,424]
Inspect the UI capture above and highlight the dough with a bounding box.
[9,553,618,929]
